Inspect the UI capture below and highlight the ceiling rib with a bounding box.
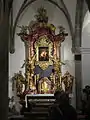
[60,0,74,41]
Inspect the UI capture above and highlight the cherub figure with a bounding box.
[17,25,28,35]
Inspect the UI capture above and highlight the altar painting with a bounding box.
[35,35,53,70]
[39,47,49,61]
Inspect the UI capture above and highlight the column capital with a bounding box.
[80,47,90,54]
[71,47,81,54]
[72,47,90,54]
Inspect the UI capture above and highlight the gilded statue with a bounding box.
[12,71,25,95]
[61,71,74,93]
[39,77,51,93]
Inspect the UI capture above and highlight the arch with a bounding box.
[10,0,73,53]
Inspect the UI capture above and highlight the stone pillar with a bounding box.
[74,0,84,48]
[72,0,84,110]
[0,1,9,120]
[75,58,82,109]
[81,48,90,88]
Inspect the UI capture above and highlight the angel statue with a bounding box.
[12,71,25,95]
[17,25,28,35]
[58,25,68,36]
[17,25,29,42]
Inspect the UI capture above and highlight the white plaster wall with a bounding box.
[82,54,90,88]
[9,0,75,106]
[9,30,25,97]
[82,11,90,88]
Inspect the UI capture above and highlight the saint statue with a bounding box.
[61,71,74,93]
[12,71,25,95]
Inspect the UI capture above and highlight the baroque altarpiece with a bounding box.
[12,7,74,96]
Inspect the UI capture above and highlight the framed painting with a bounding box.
[35,35,53,70]
[39,47,49,61]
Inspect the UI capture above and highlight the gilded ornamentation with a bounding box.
[35,7,48,23]
[35,35,53,70]
[38,77,51,93]
[21,55,36,88]
[17,7,68,92]
[50,56,65,73]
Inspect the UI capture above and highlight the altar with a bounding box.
[25,93,73,108]
[25,94,54,107]
[11,7,74,98]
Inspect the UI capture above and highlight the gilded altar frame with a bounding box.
[17,7,68,93]
[34,35,53,70]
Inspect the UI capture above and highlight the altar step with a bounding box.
[24,96,55,120]
[24,112,49,120]
[32,107,48,112]
[24,94,55,120]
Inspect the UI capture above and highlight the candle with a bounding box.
[54,75,55,84]
[34,75,36,85]
[59,73,62,89]
[37,74,39,81]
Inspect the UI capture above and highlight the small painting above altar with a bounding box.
[35,35,53,70]
[39,47,49,61]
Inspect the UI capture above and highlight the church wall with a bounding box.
[9,0,76,107]
[82,54,90,88]
[9,32,25,97]
[82,11,90,88]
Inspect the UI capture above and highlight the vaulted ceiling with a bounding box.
[8,0,90,53]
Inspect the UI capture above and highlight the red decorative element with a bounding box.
[27,27,55,43]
